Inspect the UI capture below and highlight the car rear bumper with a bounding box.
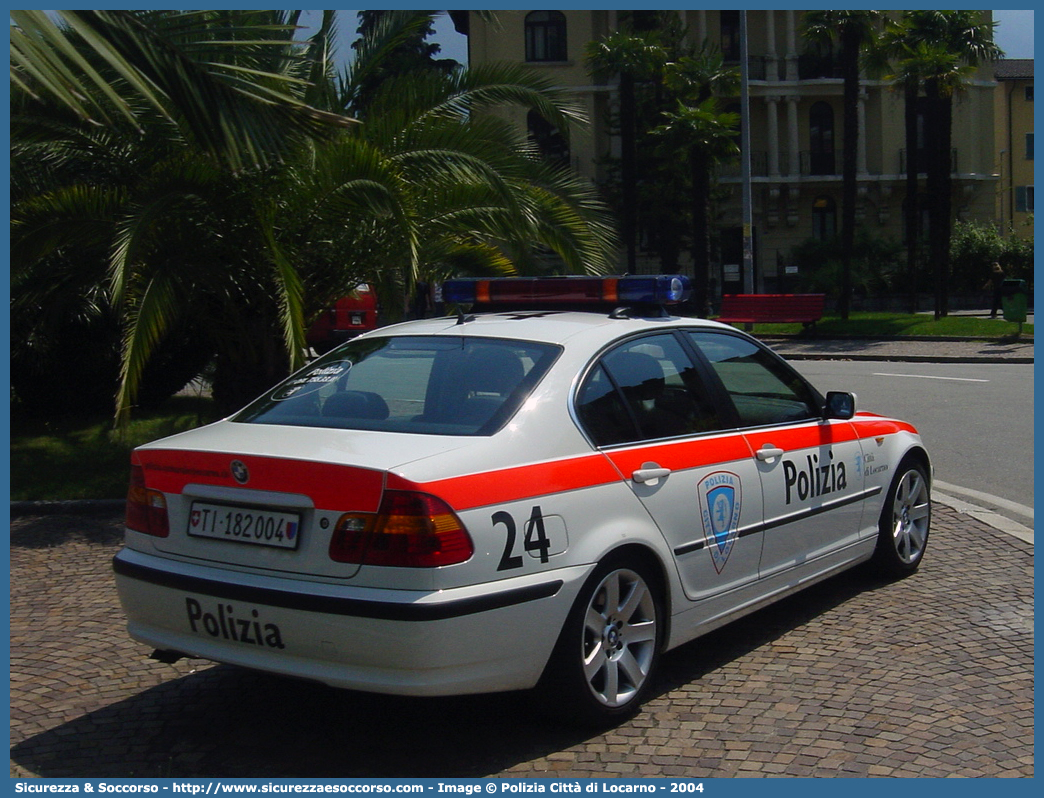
[113,548,587,696]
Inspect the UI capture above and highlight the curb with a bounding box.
[10,499,125,518]
[776,352,1034,364]
[932,491,1034,546]
[759,334,1034,343]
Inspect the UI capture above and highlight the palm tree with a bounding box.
[875,24,926,314]
[11,10,618,421]
[585,32,666,272]
[803,11,882,320]
[652,100,739,315]
[653,48,740,315]
[884,11,1001,319]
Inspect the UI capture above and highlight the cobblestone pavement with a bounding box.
[10,506,1033,779]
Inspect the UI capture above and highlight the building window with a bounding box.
[720,11,741,62]
[525,11,567,62]
[1026,85,1034,102]
[812,196,836,240]
[1026,132,1034,160]
[527,111,570,167]
[809,101,835,175]
[1015,186,1034,213]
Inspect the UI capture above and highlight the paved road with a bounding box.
[789,360,1034,517]
[10,507,1032,779]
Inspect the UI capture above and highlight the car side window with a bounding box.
[687,332,820,427]
[577,333,722,446]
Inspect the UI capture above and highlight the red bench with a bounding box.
[716,293,826,331]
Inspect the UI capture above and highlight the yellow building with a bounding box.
[453,10,1000,295]
[994,59,1034,238]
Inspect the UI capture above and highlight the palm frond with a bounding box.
[115,270,179,428]
[11,10,357,170]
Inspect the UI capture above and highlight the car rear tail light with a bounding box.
[330,490,473,567]
[126,464,169,537]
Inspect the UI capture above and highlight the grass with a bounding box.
[11,396,220,502]
[722,312,1033,338]
[9,311,1033,502]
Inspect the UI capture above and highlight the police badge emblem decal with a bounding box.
[697,471,742,573]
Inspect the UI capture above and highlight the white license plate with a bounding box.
[187,502,301,549]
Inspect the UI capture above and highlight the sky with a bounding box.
[993,9,1034,59]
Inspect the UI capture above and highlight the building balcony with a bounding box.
[715,151,838,179]
[713,148,967,181]
[715,151,768,178]
[798,53,842,80]
[899,148,959,176]
[726,56,780,82]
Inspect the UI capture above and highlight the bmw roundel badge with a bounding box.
[230,460,250,484]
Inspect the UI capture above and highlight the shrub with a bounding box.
[787,232,903,297]
[950,221,1034,294]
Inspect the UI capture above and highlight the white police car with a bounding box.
[114,275,931,724]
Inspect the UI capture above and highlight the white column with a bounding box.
[766,96,780,177]
[764,11,777,80]
[785,11,798,81]
[787,96,800,176]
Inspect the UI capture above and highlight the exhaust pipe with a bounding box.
[149,648,187,664]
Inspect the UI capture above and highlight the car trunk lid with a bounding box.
[130,421,466,580]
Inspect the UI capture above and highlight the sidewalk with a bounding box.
[766,335,1033,364]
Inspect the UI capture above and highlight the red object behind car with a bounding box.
[306,284,379,354]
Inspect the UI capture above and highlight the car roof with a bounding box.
[368,310,739,348]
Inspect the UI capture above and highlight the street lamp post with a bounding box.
[739,10,754,293]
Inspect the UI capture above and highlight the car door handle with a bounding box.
[756,445,785,461]
[633,464,671,483]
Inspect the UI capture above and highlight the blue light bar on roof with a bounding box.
[441,275,691,307]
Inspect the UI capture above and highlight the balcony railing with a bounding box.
[724,56,782,82]
[798,53,842,80]
[715,152,768,178]
[899,148,959,175]
[709,148,963,180]
[717,151,839,179]
[802,151,838,176]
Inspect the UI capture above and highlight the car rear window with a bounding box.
[235,336,561,435]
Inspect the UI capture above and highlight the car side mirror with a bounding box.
[824,391,856,420]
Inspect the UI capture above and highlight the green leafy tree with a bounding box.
[950,220,1032,295]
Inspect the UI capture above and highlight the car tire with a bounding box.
[536,554,663,726]
[871,458,931,577]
